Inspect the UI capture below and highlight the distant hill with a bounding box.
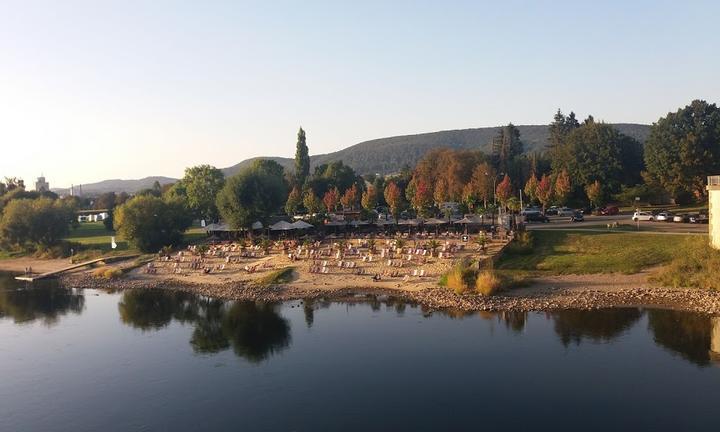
[222,123,651,177]
[52,176,178,196]
[56,123,651,195]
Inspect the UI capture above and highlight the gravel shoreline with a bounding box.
[60,273,720,315]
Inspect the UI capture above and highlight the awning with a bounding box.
[291,220,314,230]
[270,220,294,231]
[424,217,449,225]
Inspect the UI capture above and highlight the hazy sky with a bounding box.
[1,0,718,189]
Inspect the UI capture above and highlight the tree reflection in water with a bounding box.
[118,289,291,363]
[647,309,715,367]
[551,308,643,346]
[0,280,84,326]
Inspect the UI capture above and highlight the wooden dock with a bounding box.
[15,254,140,282]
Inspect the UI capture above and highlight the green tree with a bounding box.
[216,161,288,230]
[294,127,311,186]
[285,186,302,216]
[644,100,720,202]
[114,195,192,253]
[182,165,225,221]
[303,190,324,215]
[557,120,643,192]
[548,109,580,172]
[492,124,524,176]
[0,197,76,249]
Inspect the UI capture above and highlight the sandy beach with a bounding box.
[4,234,720,315]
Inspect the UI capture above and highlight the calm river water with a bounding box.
[1,272,720,431]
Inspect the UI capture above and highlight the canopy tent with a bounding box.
[270,220,294,231]
[205,222,234,232]
[290,220,314,230]
[423,217,449,225]
[375,218,396,226]
[325,220,348,227]
[454,216,482,225]
[398,218,422,226]
[349,220,370,228]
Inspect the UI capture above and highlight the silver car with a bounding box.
[632,211,654,222]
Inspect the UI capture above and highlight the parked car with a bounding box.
[673,214,689,223]
[521,206,542,216]
[557,207,574,217]
[598,206,620,216]
[655,211,673,222]
[545,206,559,216]
[570,211,584,222]
[689,213,709,224]
[632,211,654,222]
[525,211,549,223]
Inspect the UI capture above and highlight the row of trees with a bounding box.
[2,99,716,254]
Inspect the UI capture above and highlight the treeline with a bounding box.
[2,99,717,255]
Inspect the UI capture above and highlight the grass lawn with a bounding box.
[63,222,207,256]
[497,230,694,274]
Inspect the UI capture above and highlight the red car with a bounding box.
[598,206,619,216]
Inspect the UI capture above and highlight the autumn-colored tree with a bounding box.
[585,180,604,208]
[285,186,302,215]
[433,178,449,206]
[383,181,403,221]
[410,178,433,215]
[536,174,554,211]
[361,185,378,212]
[495,175,512,206]
[524,174,539,204]
[340,184,359,210]
[553,170,571,205]
[322,187,340,213]
[464,163,494,208]
[303,190,323,215]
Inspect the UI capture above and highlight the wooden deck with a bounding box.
[15,254,140,282]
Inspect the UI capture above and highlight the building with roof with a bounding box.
[35,176,49,193]
[708,176,720,250]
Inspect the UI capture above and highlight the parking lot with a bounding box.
[525,213,709,234]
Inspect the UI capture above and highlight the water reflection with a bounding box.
[552,308,643,346]
[648,309,719,367]
[118,289,291,363]
[0,276,84,326]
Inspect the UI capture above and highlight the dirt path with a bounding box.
[0,257,75,274]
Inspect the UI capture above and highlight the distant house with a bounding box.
[77,210,109,223]
[709,176,720,250]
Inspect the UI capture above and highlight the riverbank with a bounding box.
[58,268,720,315]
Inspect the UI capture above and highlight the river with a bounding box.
[1,273,719,431]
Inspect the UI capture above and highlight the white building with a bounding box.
[709,176,720,250]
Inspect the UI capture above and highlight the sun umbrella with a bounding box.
[291,220,314,230]
[270,220,294,231]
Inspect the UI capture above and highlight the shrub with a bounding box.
[475,270,501,296]
[651,238,720,290]
[504,231,534,256]
[444,261,477,295]
[93,266,124,279]
[257,267,295,286]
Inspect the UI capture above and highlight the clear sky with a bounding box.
[1,0,718,189]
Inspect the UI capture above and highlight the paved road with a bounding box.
[525,214,709,234]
